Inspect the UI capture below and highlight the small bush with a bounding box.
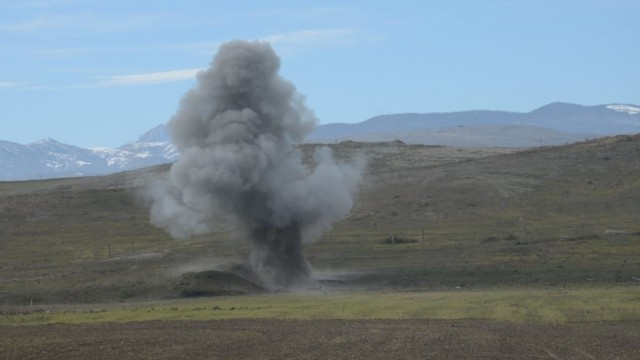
[382,236,418,244]
[482,236,500,243]
[482,234,518,243]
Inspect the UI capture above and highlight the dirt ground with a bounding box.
[2,319,639,359]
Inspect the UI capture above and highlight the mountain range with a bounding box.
[0,124,177,181]
[1,102,638,181]
[307,102,640,143]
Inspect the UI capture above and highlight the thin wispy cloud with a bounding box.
[0,81,29,89]
[248,6,350,19]
[1,14,67,32]
[261,29,357,50]
[77,30,356,89]
[5,27,360,91]
[89,68,202,88]
[0,0,80,9]
[33,41,222,59]
[1,11,171,34]
[30,28,355,60]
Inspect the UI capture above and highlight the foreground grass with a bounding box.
[2,286,639,326]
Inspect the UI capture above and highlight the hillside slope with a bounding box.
[1,135,639,304]
[3,102,639,181]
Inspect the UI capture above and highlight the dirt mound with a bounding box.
[173,270,265,297]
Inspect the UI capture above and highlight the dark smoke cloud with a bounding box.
[149,40,363,289]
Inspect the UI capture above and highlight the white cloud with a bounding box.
[89,68,202,88]
[1,11,169,33]
[261,29,357,49]
[35,41,223,58]
[3,27,360,91]
[248,6,350,19]
[0,81,29,89]
[0,0,80,9]
[21,28,355,60]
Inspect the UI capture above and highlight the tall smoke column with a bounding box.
[149,40,362,289]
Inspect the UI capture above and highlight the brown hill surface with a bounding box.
[1,135,639,304]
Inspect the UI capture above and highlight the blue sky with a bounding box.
[1,0,638,148]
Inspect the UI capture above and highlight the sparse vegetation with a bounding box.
[2,287,639,325]
[381,235,418,244]
[2,137,640,305]
[1,136,640,357]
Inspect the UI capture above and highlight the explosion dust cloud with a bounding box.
[149,40,363,289]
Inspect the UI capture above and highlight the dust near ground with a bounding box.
[2,319,639,359]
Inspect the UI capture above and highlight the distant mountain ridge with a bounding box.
[1,102,638,181]
[0,128,177,181]
[307,102,640,142]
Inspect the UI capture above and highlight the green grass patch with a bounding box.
[3,286,639,325]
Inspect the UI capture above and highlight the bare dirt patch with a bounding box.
[2,319,639,359]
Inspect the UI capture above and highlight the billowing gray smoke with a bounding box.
[149,40,362,289]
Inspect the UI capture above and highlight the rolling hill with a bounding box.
[307,102,640,143]
[1,134,639,304]
[1,102,638,180]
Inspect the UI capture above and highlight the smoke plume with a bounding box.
[149,40,362,289]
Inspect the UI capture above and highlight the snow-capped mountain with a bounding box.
[91,124,177,171]
[0,127,177,181]
[1,102,638,181]
[606,104,640,115]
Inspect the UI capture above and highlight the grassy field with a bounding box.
[1,136,640,324]
[2,286,639,325]
[2,137,640,359]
